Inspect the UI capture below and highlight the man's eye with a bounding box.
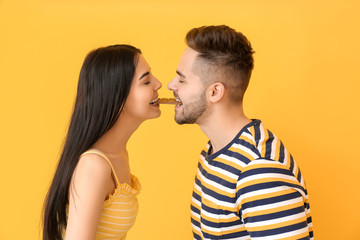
[144,81,151,85]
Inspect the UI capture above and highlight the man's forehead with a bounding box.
[180,47,199,63]
[180,48,222,84]
[178,47,200,71]
[184,47,199,56]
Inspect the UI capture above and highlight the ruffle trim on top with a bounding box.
[104,174,141,205]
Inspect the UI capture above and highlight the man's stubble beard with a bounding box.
[175,91,207,125]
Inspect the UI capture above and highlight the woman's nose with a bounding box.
[155,78,162,90]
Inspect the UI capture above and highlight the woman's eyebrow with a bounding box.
[139,72,150,80]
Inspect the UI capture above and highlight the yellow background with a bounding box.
[1,0,359,239]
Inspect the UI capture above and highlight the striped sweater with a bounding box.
[191,120,313,240]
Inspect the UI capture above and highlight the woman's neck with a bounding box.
[91,114,142,157]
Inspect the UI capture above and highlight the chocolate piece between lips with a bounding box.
[157,98,178,105]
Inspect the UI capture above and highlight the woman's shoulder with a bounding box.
[71,152,113,189]
[76,152,112,177]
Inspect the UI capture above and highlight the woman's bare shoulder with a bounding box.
[71,153,113,190]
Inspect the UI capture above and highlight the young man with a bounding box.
[168,25,313,240]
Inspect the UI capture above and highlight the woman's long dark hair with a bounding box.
[42,44,141,240]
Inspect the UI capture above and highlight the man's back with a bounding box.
[191,119,313,240]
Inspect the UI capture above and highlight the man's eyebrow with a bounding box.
[176,70,186,79]
[139,72,150,80]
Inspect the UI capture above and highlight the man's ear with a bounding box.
[208,82,225,103]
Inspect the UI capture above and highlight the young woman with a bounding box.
[42,44,162,240]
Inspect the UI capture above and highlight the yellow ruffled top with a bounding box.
[64,149,141,240]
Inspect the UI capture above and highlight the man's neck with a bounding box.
[198,106,251,155]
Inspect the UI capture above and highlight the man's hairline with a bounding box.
[191,53,224,87]
[191,52,247,104]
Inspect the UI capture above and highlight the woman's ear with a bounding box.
[208,82,225,103]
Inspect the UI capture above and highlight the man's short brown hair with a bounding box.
[186,25,254,103]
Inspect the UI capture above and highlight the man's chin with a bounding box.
[175,117,185,125]
[175,116,185,125]
[175,116,196,125]
[176,120,190,125]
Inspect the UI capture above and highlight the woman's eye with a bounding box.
[144,81,151,85]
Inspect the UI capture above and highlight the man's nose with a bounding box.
[167,78,176,91]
